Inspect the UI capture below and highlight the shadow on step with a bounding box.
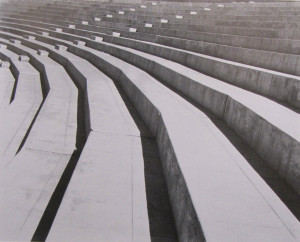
[113,79,179,242]
[153,74,300,222]
[32,68,88,241]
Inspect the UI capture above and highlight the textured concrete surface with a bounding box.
[0,0,299,241]
[6,25,297,193]
[47,133,151,242]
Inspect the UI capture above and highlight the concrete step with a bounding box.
[37,32,300,241]
[4,11,300,56]
[20,8,300,40]
[17,6,300,40]
[27,3,300,22]
[31,2,300,15]
[20,36,152,241]
[0,1,299,241]
[1,21,299,111]
[0,47,42,162]
[0,31,178,241]
[0,51,14,115]
[47,132,152,242]
[2,15,300,78]
[0,37,78,241]
[0,23,298,240]
[1,26,300,197]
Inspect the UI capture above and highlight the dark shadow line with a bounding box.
[31,149,82,242]
[9,62,18,103]
[31,55,88,241]
[16,98,45,154]
[109,78,179,242]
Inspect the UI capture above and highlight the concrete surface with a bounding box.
[0,47,42,162]
[0,38,77,240]
[0,58,14,115]
[3,26,298,194]
[0,0,299,241]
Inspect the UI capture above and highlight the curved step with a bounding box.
[0,37,78,241]
[1,15,300,78]
[0,47,42,162]
[0,27,299,241]
[1,23,299,195]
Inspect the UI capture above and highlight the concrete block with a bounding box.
[152,2,157,5]
[218,4,225,7]
[82,21,88,25]
[118,11,124,14]
[55,44,68,51]
[161,19,168,23]
[91,36,103,42]
[141,5,146,8]
[73,40,86,46]
[9,39,21,45]
[204,8,211,11]
[176,15,183,19]
[37,50,49,56]
[23,35,35,40]
[68,24,75,29]
[0,44,7,49]
[18,55,30,62]
[50,27,63,32]
[112,32,121,37]
[145,23,153,28]
[129,28,137,32]
[129,8,135,11]
[94,17,101,21]
[37,31,49,36]
[190,11,197,15]
[0,61,10,68]
[107,14,112,18]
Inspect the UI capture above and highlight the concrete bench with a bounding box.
[0,37,77,241]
